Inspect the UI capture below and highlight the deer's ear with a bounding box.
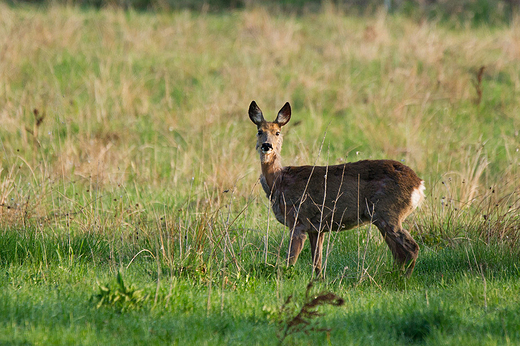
[275,102,291,126]
[249,101,265,126]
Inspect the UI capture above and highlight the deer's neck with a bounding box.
[261,152,283,190]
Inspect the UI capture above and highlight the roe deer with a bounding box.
[249,101,425,276]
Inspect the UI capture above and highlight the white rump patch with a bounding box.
[411,181,426,209]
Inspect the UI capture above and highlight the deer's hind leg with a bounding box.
[373,217,419,276]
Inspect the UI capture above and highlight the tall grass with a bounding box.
[0,4,520,343]
[1,4,519,229]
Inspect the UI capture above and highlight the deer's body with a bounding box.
[250,101,425,276]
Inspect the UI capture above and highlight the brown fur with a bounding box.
[250,101,425,276]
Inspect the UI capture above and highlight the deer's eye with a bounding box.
[275,132,280,136]
[257,130,263,136]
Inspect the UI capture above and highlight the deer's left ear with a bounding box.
[249,101,265,126]
[275,102,291,126]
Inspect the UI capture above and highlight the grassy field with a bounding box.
[1,3,520,345]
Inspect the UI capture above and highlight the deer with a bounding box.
[249,101,425,276]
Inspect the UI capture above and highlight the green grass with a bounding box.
[1,3,520,345]
[2,242,520,345]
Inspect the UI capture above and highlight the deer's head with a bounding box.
[249,101,291,163]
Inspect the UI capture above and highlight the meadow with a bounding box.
[1,3,520,344]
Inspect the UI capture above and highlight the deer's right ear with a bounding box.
[275,102,291,126]
[249,101,265,126]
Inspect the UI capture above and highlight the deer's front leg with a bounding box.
[287,224,307,266]
[309,231,325,275]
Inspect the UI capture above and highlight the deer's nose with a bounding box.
[261,143,273,153]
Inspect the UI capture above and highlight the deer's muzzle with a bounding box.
[261,143,273,153]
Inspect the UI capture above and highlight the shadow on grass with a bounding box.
[416,242,520,281]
